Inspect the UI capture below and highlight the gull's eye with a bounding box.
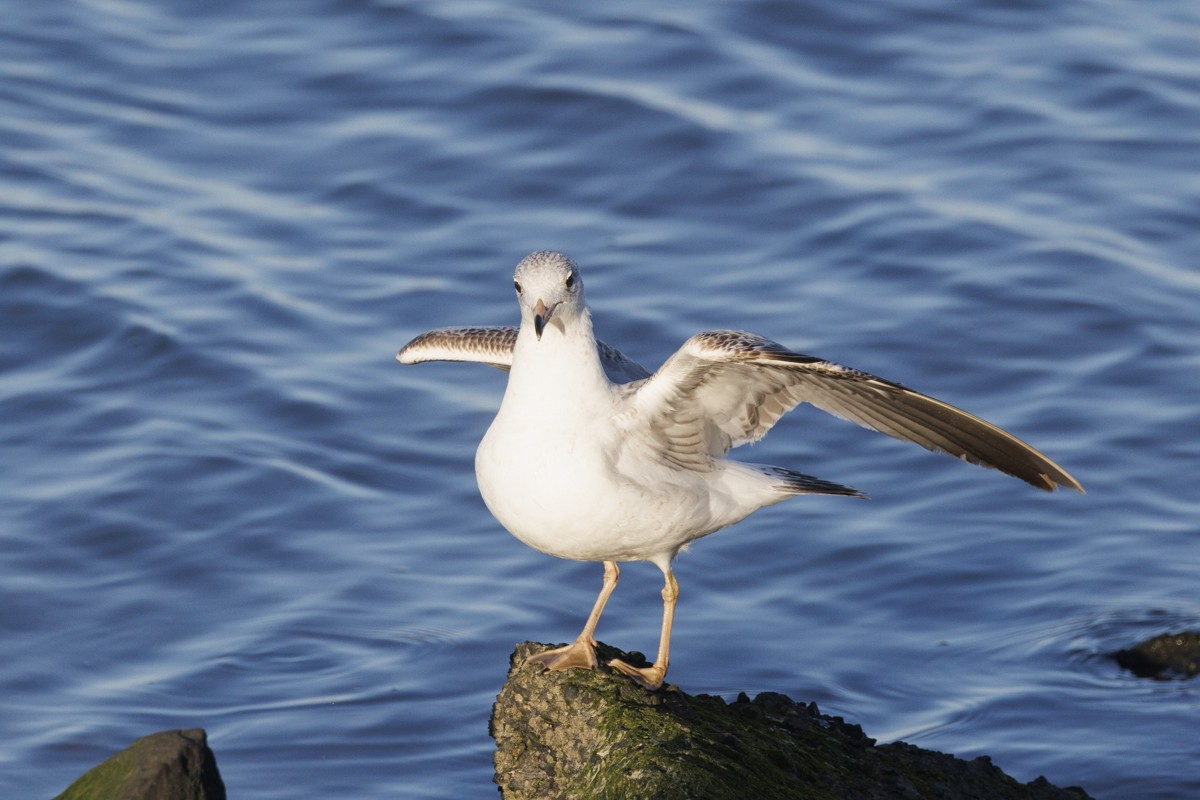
[565,274,575,290]
[514,280,522,294]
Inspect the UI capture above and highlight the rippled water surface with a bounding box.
[3,2,1198,798]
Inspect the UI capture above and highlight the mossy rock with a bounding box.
[53,728,225,800]
[1112,630,1200,679]
[491,641,1091,800]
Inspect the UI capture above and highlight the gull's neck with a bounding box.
[504,307,612,411]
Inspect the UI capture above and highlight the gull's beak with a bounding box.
[533,298,550,340]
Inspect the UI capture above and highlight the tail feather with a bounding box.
[767,466,866,499]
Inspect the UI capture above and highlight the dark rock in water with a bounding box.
[53,728,226,800]
[491,641,1091,800]
[1112,630,1200,679]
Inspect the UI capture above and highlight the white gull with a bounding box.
[396,251,1083,690]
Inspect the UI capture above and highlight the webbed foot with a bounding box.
[524,637,598,671]
[608,657,666,690]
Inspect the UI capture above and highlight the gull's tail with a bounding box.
[764,466,866,499]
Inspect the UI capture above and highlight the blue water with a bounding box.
[2,2,1198,798]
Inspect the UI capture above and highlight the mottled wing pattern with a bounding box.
[632,330,1083,492]
[396,325,651,384]
[397,326,517,371]
[596,340,652,383]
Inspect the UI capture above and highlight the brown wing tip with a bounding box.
[1028,469,1085,494]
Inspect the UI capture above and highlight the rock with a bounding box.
[53,728,226,800]
[1111,630,1200,679]
[491,641,1092,800]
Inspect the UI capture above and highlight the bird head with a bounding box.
[512,251,585,340]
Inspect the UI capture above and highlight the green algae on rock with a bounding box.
[53,728,225,800]
[491,641,1092,800]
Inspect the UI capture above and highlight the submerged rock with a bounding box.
[1112,630,1200,679]
[491,641,1091,800]
[53,728,225,800]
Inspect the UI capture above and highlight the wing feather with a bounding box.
[396,325,651,384]
[632,330,1083,492]
[397,326,517,371]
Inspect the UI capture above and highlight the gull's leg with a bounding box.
[525,561,619,671]
[609,567,678,691]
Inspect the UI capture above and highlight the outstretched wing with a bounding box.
[630,330,1083,492]
[396,325,651,384]
[397,326,517,371]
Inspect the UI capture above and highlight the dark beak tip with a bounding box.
[533,297,549,340]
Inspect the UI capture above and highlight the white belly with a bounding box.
[475,410,712,565]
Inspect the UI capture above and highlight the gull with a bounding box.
[396,251,1083,690]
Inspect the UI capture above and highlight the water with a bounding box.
[2,1,1198,798]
